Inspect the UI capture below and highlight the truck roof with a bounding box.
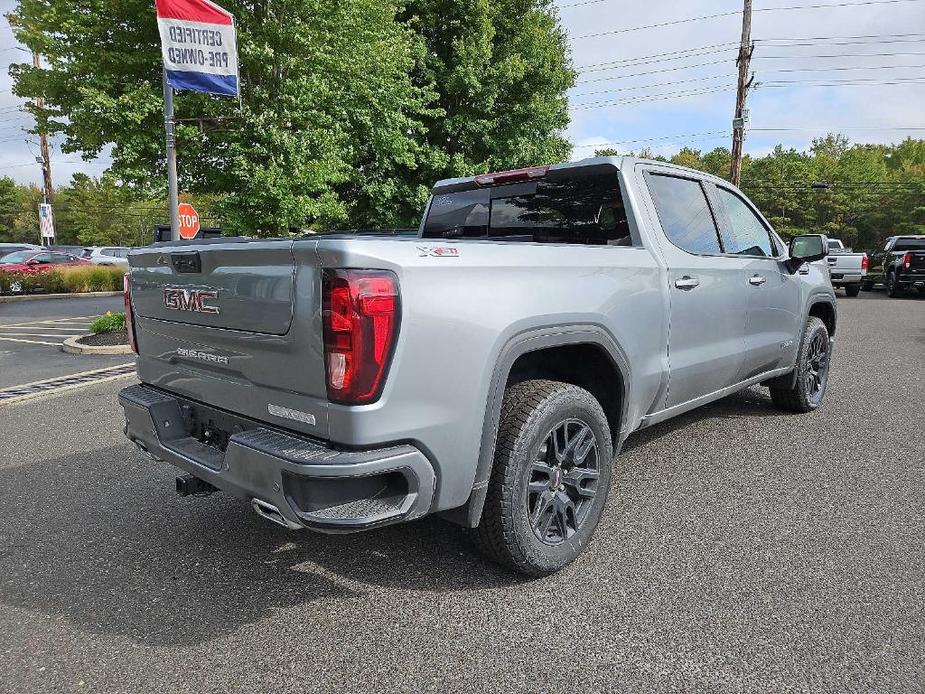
[431,156,732,194]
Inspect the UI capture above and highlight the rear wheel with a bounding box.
[887,272,903,298]
[844,285,860,297]
[769,316,831,413]
[473,379,613,576]
[860,280,874,291]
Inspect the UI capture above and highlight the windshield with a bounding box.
[893,238,925,251]
[0,251,35,264]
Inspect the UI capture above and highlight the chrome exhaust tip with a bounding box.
[251,498,301,530]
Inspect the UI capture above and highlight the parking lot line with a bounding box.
[0,315,101,328]
[0,326,90,331]
[0,333,85,339]
[0,336,62,346]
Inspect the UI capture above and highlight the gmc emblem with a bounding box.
[163,288,220,314]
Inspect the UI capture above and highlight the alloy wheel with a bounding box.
[526,419,600,545]
[803,331,830,403]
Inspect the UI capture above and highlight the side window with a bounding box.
[32,253,53,264]
[646,174,722,255]
[422,168,633,245]
[423,189,490,238]
[486,172,631,245]
[715,187,773,257]
[50,253,72,264]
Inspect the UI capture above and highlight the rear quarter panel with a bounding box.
[315,237,666,511]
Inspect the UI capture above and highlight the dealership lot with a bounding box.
[0,296,126,388]
[0,291,922,693]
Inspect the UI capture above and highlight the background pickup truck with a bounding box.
[119,157,836,576]
[862,234,925,297]
[824,238,868,297]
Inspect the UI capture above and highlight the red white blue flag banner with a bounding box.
[155,0,239,97]
[39,204,55,240]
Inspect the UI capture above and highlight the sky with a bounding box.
[0,0,923,187]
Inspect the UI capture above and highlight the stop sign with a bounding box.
[177,203,200,240]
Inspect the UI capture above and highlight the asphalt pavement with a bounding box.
[0,291,922,693]
[0,295,128,388]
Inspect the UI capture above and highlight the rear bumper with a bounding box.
[898,274,925,287]
[829,272,863,285]
[118,384,435,532]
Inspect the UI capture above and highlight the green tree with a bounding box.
[402,0,573,178]
[9,0,574,234]
[0,177,22,240]
[0,180,43,244]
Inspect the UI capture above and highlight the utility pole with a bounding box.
[729,0,753,186]
[163,67,180,241]
[32,48,55,246]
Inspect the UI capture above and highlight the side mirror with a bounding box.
[787,234,828,273]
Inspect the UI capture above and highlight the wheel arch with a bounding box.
[440,324,631,529]
[808,297,837,336]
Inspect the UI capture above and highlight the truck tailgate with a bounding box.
[127,239,329,438]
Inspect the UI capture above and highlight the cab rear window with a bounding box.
[422,167,633,246]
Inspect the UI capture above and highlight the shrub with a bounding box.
[0,265,124,295]
[90,311,127,334]
[59,265,125,293]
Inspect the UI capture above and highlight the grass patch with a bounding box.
[90,311,127,334]
[0,265,125,295]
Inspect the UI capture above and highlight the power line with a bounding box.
[570,75,925,111]
[751,126,925,132]
[575,34,925,74]
[571,127,925,151]
[571,66,925,99]
[575,50,925,86]
[572,74,732,100]
[571,85,737,111]
[577,59,733,86]
[571,130,731,149]
[758,76,925,86]
[564,0,919,21]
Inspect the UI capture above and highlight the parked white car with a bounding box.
[80,246,130,267]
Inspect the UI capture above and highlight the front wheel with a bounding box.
[473,379,613,576]
[769,316,831,413]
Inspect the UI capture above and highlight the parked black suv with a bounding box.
[863,235,925,297]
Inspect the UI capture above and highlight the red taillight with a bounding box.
[475,165,549,186]
[861,254,869,271]
[123,273,138,354]
[322,269,400,405]
[903,252,912,269]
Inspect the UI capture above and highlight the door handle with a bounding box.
[674,276,700,290]
[748,274,767,286]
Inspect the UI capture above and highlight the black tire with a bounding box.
[844,285,860,297]
[886,272,903,298]
[769,316,831,413]
[860,280,874,291]
[472,379,613,576]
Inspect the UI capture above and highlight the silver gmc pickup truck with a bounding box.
[119,157,836,576]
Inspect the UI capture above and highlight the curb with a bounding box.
[62,334,133,356]
[0,291,122,303]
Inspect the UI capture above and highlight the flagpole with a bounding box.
[163,67,180,241]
